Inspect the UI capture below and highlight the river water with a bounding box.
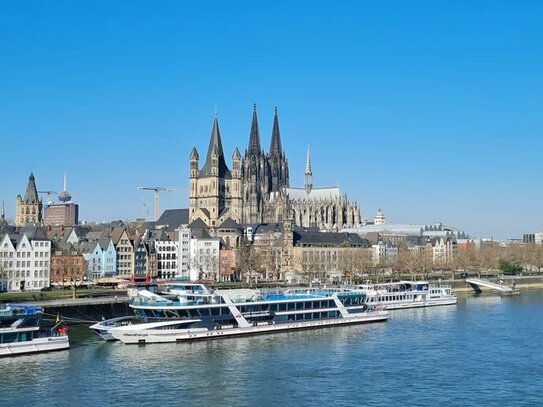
[1,291,542,407]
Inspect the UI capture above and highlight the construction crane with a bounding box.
[137,187,185,221]
[38,190,59,205]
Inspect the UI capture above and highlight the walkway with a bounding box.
[465,278,520,295]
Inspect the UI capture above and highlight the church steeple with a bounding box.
[269,107,282,156]
[247,103,261,155]
[24,172,39,204]
[200,115,230,178]
[0,201,7,232]
[304,146,313,194]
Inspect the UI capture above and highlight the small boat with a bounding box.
[357,281,457,310]
[0,304,69,357]
[100,286,389,344]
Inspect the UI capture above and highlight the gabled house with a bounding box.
[110,227,134,280]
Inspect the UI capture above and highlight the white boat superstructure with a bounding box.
[358,281,457,310]
[0,304,69,357]
[102,286,389,344]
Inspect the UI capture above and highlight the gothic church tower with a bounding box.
[241,105,289,224]
[189,115,242,227]
[15,172,42,227]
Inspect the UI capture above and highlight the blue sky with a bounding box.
[1,1,542,239]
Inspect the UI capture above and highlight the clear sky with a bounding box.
[1,1,542,239]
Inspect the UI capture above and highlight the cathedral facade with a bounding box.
[241,105,289,224]
[188,106,360,231]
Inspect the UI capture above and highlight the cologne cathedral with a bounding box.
[188,105,360,230]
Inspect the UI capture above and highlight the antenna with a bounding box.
[58,172,72,203]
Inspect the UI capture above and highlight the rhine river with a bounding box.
[1,291,542,407]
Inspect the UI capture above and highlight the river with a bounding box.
[1,291,542,406]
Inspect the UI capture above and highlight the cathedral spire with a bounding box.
[247,103,261,155]
[304,146,313,194]
[269,107,282,156]
[200,115,230,178]
[24,172,39,204]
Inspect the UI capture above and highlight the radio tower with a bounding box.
[58,172,72,203]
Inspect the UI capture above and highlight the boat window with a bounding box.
[211,307,220,316]
[279,303,287,311]
[288,303,295,310]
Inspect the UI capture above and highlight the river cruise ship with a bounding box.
[358,281,457,310]
[0,304,69,357]
[94,285,389,344]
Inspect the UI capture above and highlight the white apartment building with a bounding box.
[0,231,51,292]
[188,234,220,282]
[155,238,179,280]
[176,227,191,280]
[371,241,397,266]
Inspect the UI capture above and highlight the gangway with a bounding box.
[466,278,520,295]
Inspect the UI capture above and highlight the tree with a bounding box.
[498,259,522,275]
[236,243,261,286]
[393,247,418,280]
[295,250,322,286]
[52,255,85,300]
[337,249,374,284]
[0,261,8,292]
[529,244,543,274]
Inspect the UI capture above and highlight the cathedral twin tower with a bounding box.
[189,105,289,227]
[189,105,361,230]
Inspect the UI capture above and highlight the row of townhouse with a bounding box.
[0,227,51,292]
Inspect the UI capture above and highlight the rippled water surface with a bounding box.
[2,291,542,406]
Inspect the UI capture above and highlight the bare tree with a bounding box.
[52,256,85,300]
[298,250,323,286]
[529,244,543,274]
[236,244,261,286]
[261,246,281,281]
[0,261,8,292]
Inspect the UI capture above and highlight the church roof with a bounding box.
[293,231,369,247]
[218,218,243,230]
[199,116,231,179]
[285,186,342,201]
[156,209,189,232]
[23,172,40,204]
[188,217,208,230]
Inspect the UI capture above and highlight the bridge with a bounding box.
[465,278,520,295]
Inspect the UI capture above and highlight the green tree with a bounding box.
[498,259,522,275]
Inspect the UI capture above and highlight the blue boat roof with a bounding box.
[0,304,43,316]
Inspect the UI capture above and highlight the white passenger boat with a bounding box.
[0,304,69,357]
[358,281,457,310]
[99,286,389,344]
[89,315,140,341]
